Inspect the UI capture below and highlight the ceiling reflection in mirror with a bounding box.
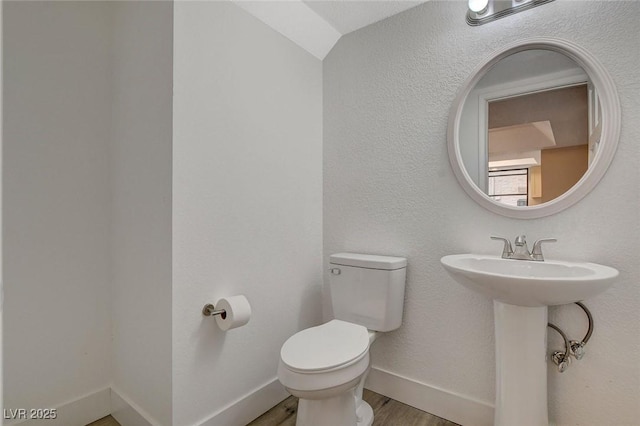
[459,49,600,208]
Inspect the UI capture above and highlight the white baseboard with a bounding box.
[198,378,289,426]
[196,369,492,426]
[2,371,492,426]
[366,367,494,426]
[110,387,156,426]
[4,387,111,426]
[2,381,286,426]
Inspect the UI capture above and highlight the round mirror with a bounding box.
[447,38,621,219]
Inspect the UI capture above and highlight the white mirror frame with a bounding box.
[447,37,621,219]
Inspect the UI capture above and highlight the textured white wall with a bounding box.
[323,1,640,424]
[2,0,113,415]
[172,2,323,424]
[111,2,173,425]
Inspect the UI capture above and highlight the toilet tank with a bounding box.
[329,253,407,332]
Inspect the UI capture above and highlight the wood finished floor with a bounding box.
[86,416,121,426]
[85,390,459,426]
[248,389,460,426]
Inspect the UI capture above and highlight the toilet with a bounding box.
[277,253,407,426]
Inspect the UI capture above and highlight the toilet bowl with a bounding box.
[277,253,407,426]
[278,320,377,426]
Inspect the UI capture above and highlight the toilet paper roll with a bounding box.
[215,295,251,331]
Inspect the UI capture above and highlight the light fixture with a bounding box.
[468,0,489,14]
[467,0,555,26]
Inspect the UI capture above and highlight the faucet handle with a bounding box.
[532,238,557,261]
[490,236,514,259]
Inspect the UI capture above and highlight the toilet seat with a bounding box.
[280,320,370,373]
[278,320,372,396]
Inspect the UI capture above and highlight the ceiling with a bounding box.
[303,0,425,34]
[232,0,428,59]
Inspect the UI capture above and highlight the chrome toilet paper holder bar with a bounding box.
[202,303,227,319]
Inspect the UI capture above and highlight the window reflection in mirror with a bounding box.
[488,168,529,206]
[459,49,601,208]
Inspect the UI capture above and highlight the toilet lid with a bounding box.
[281,320,370,372]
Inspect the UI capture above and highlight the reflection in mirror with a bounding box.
[459,50,600,208]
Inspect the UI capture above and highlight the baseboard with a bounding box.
[198,378,289,426]
[4,387,111,426]
[366,367,494,426]
[110,387,156,426]
[3,380,286,426]
[2,371,492,426]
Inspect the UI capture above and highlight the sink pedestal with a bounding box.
[494,301,548,426]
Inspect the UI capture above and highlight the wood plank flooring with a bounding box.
[86,416,121,426]
[85,390,459,426]
[248,389,460,426]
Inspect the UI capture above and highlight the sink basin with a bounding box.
[440,254,619,307]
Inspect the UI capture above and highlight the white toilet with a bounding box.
[277,253,407,426]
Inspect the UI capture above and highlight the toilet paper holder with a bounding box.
[202,303,226,319]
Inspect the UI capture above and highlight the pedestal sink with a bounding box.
[440,254,618,426]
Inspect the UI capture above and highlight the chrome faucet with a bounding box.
[491,235,557,261]
[513,235,531,260]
